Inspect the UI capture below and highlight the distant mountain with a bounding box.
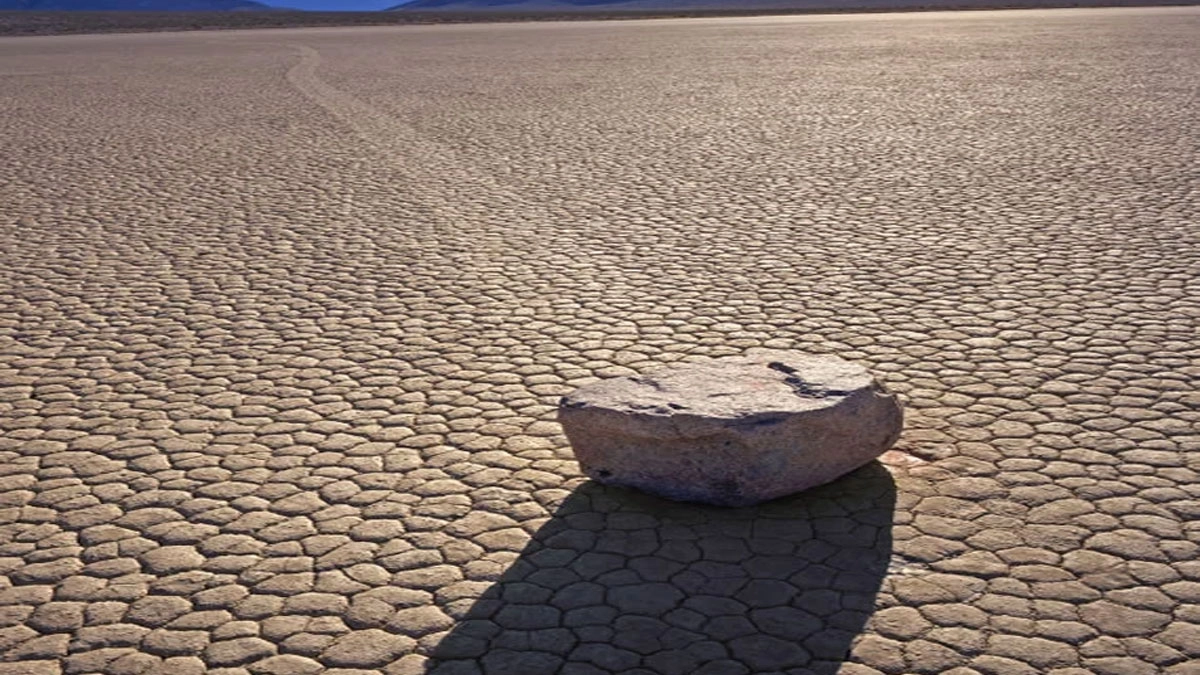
[390,0,844,7]
[389,0,913,8]
[0,0,273,9]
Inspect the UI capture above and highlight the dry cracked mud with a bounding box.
[1,8,1198,675]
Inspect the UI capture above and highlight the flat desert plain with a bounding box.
[1,8,1198,675]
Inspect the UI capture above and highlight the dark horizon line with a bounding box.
[4,0,1199,11]
[3,0,1197,37]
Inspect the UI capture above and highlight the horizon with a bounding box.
[262,0,398,9]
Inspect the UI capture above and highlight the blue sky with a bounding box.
[264,0,401,9]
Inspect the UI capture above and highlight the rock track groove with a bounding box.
[1,8,1198,675]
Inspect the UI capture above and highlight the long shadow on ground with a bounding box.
[427,462,896,675]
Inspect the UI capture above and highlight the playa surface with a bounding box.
[2,8,1198,674]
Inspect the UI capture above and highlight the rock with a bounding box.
[558,349,902,507]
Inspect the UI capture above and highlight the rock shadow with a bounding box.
[427,462,896,675]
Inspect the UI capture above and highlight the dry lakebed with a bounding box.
[1,7,1198,675]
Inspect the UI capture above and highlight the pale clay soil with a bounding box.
[0,8,1198,675]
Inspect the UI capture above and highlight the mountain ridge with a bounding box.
[0,0,273,10]
[391,0,862,7]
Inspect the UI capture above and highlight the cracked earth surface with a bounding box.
[1,7,1199,675]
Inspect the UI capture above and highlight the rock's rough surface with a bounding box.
[558,349,904,506]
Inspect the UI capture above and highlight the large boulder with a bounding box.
[558,349,903,507]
